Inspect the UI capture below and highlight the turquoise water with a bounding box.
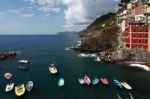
[0,34,150,99]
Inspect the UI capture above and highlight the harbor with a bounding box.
[0,35,150,99]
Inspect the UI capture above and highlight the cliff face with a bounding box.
[78,13,119,52]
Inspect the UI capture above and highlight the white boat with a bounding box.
[26,81,33,92]
[49,64,58,74]
[19,60,29,64]
[5,83,14,92]
[4,73,12,80]
[78,78,85,85]
[84,75,91,85]
[121,82,132,90]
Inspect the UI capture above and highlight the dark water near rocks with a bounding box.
[0,34,150,99]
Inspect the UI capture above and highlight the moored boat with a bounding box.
[19,60,29,64]
[121,82,132,90]
[58,78,65,87]
[49,64,58,74]
[26,81,33,92]
[15,84,26,96]
[100,78,109,85]
[78,78,85,85]
[5,83,14,92]
[92,78,99,85]
[18,65,28,70]
[84,75,91,85]
[114,79,122,88]
[4,73,12,80]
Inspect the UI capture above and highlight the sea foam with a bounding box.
[129,64,150,71]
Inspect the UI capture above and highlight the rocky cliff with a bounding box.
[77,13,119,52]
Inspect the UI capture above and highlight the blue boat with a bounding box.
[58,78,65,87]
[92,78,99,85]
[114,79,122,88]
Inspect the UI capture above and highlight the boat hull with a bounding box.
[15,84,25,96]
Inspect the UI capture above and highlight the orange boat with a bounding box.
[100,78,109,85]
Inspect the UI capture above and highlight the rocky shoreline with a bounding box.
[0,51,17,60]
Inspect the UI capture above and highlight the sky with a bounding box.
[0,0,120,35]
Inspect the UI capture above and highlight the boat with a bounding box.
[78,78,85,85]
[5,83,14,92]
[4,73,12,80]
[49,64,58,74]
[114,79,122,88]
[84,75,91,85]
[26,81,33,92]
[18,65,28,70]
[58,78,65,87]
[100,78,109,85]
[92,78,99,85]
[15,84,26,96]
[121,82,132,90]
[19,60,29,64]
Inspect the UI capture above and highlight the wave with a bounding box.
[78,53,97,58]
[117,94,122,99]
[15,51,22,54]
[129,64,150,71]
[128,92,134,99]
[94,57,101,62]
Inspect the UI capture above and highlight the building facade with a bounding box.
[117,0,150,52]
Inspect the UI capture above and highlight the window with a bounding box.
[140,33,142,37]
[139,39,142,43]
[145,34,148,38]
[132,26,136,32]
[132,33,136,37]
[139,25,142,32]
[146,27,148,32]
[145,40,148,43]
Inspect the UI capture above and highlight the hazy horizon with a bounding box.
[0,0,120,35]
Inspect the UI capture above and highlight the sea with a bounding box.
[0,33,150,99]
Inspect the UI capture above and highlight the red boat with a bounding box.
[100,78,109,85]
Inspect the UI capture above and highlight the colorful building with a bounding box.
[117,0,150,52]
